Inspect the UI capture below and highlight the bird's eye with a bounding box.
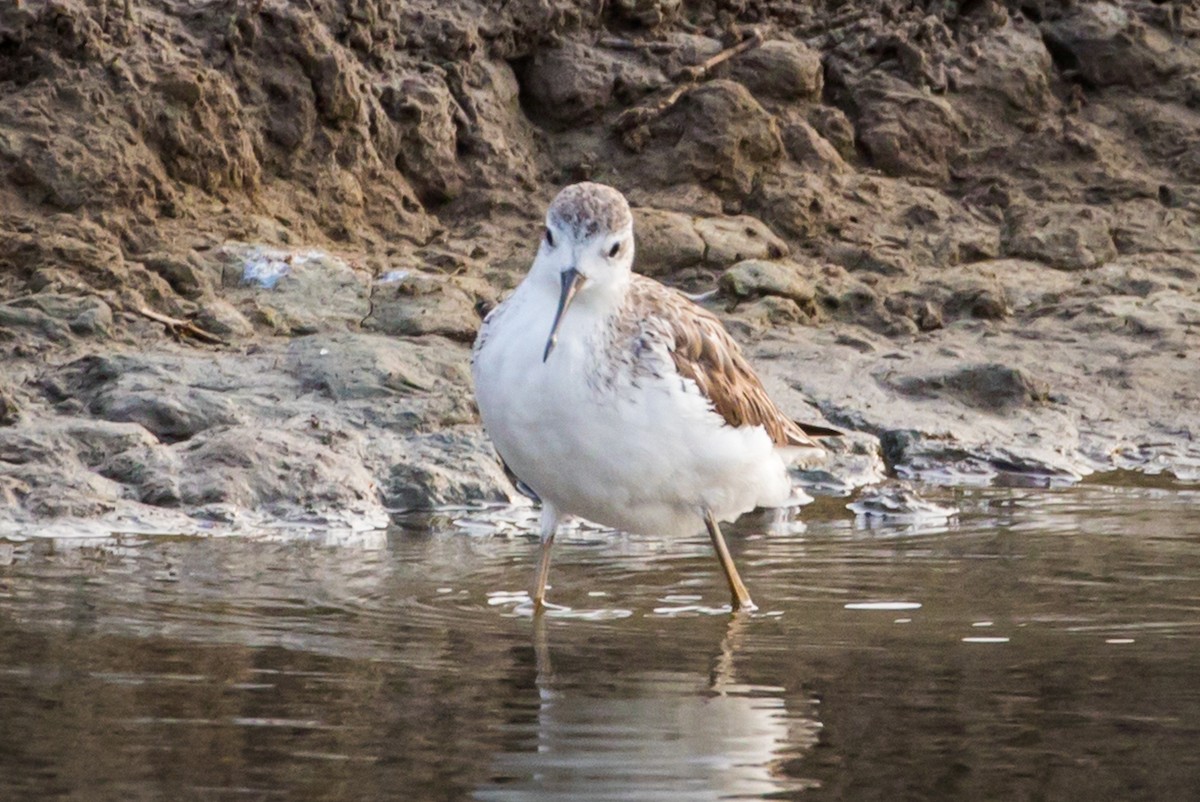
[545,228,555,247]
[608,241,621,258]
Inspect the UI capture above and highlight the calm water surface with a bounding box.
[2,481,1199,800]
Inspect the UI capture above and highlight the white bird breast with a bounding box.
[473,283,794,538]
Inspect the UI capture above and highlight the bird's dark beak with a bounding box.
[543,267,586,362]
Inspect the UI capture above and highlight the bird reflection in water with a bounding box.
[475,615,822,801]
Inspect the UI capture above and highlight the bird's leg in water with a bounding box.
[704,508,756,612]
[532,505,559,611]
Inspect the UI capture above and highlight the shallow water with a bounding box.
[2,481,1200,801]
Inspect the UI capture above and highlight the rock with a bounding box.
[0,300,71,343]
[286,333,456,401]
[846,481,957,523]
[885,295,944,332]
[1041,3,1189,89]
[941,278,1010,321]
[0,424,125,517]
[521,41,619,125]
[957,24,1054,119]
[55,355,245,443]
[613,0,681,27]
[0,475,29,510]
[811,274,911,334]
[363,272,479,342]
[220,245,372,334]
[140,251,220,299]
[378,71,463,204]
[728,39,823,101]
[1002,204,1117,271]
[176,426,382,515]
[101,443,183,507]
[0,385,19,426]
[383,429,514,510]
[633,208,705,276]
[851,78,967,184]
[68,300,113,337]
[5,294,113,338]
[54,419,161,468]
[642,80,783,198]
[880,429,1088,485]
[729,296,809,330]
[779,113,849,173]
[662,33,723,70]
[193,298,255,338]
[891,363,1049,412]
[93,385,244,444]
[143,65,261,193]
[823,243,912,277]
[719,259,814,307]
[695,215,789,267]
[451,59,546,191]
[807,106,856,159]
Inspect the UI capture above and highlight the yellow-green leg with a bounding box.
[704,508,756,612]
[532,505,559,612]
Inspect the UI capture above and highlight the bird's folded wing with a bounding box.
[629,276,824,449]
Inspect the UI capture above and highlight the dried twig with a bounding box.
[597,36,679,54]
[135,306,225,345]
[673,29,763,82]
[615,30,764,136]
[614,82,692,133]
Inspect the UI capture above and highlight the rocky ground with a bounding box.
[1,0,1198,536]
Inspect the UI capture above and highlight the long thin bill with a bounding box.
[543,268,585,362]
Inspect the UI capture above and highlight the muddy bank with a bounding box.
[1,0,1198,534]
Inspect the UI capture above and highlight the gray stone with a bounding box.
[10,294,112,333]
[890,363,1049,412]
[0,384,20,426]
[1041,3,1190,89]
[0,424,125,518]
[287,333,453,401]
[521,41,619,124]
[194,298,255,338]
[729,40,822,101]
[807,106,856,159]
[363,272,479,343]
[719,259,814,306]
[176,426,383,513]
[69,301,113,337]
[383,429,514,510]
[613,0,681,27]
[852,78,967,184]
[55,355,246,443]
[140,251,220,299]
[957,24,1054,117]
[101,443,183,506]
[0,301,73,343]
[642,80,783,199]
[379,71,464,204]
[695,215,789,267]
[780,114,848,173]
[219,245,372,334]
[633,208,705,275]
[1002,204,1117,271]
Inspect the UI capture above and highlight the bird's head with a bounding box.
[533,182,635,362]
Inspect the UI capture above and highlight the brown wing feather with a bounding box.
[628,276,822,449]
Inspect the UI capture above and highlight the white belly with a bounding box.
[473,294,793,537]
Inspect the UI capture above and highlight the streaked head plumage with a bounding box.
[546,182,632,242]
[537,182,635,361]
